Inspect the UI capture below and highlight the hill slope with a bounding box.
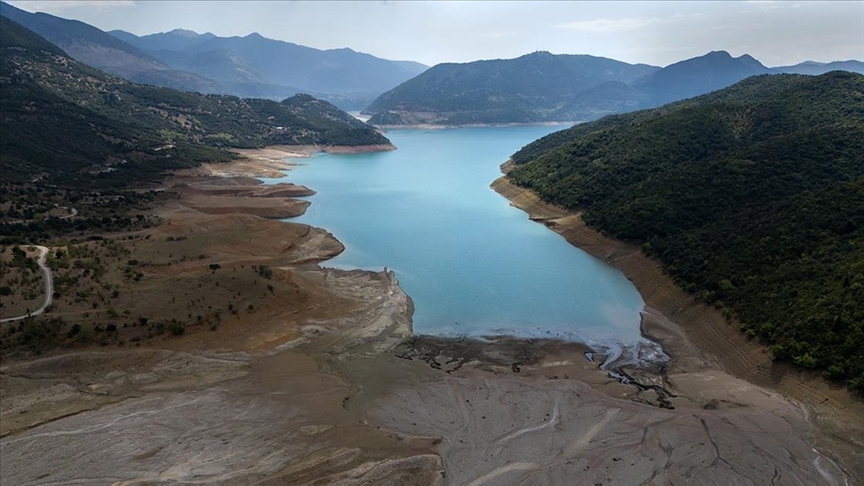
[367,50,864,126]
[0,1,219,93]
[507,72,864,391]
[0,16,389,188]
[111,28,428,109]
[775,60,864,76]
[366,51,659,125]
[635,50,771,105]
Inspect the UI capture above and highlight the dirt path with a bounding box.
[1,245,52,323]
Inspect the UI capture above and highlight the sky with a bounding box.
[8,1,864,67]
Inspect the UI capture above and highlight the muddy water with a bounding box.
[265,127,653,357]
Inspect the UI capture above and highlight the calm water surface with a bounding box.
[264,127,649,349]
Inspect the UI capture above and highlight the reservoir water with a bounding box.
[264,127,651,353]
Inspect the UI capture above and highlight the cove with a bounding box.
[264,127,651,352]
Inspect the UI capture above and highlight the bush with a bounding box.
[167,322,185,336]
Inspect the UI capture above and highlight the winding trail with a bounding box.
[1,246,53,323]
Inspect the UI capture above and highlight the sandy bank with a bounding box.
[491,166,864,480]
[373,122,575,130]
[166,143,394,218]
[178,144,395,180]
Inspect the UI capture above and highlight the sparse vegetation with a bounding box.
[0,16,387,357]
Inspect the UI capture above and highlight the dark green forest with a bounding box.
[0,16,388,189]
[366,51,658,124]
[508,72,864,391]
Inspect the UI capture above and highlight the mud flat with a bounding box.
[1,151,860,485]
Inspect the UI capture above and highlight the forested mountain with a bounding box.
[774,60,864,76]
[366,50,864,126]
[0,1,220,93]
[366,51,659,125]
[109,29,427,110]
[507,72,864,391]
[0,17,389,188]
[634,50,771,105]
[0,2,427,110]
[632,52,864,105]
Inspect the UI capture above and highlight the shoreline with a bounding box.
[4,145,861,484]
[180,144,864,478]
[373,121,576,130]
[492,163,864,479]
[178,144,396,179]
[226,147,664,373]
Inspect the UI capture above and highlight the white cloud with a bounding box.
[10,1,135,13]
[555,17,659,33]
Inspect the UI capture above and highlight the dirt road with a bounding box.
[0,245,53,323]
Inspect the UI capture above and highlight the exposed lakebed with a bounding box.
[263,127,656,357]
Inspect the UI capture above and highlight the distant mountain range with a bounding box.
[367,50,864,125]
[4,1,862,124]
[0,1,220,93]
[635,50,771,105]
[0,1,427,110]
[366,51,659,125]
[109,28,427,109]
[0,15,389,188]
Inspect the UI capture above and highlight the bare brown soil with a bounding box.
[0,150,860,485]
[1,154,435,484]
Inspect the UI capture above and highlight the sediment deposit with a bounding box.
[1,151,860,485]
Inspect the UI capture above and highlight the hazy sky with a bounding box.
[8,1,864,67]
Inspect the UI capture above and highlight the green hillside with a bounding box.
[0,16,388,188]
[366,51,658,125]
[508,72,864,391]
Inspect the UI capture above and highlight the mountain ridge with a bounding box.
[367,50,864,126]
[366,51,660,125]
[0,16,389,188]
[110,27,428,108]
[0,2,428,110]
[0,1,221,93]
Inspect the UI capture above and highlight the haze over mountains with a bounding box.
[0,15,388,187]
[109,28,427,109]
[3,1,862,124]
[368,50,864,125]
[0,1,427,110]
[365,51,659,125]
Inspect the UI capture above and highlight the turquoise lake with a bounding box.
[264,126,651,351]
